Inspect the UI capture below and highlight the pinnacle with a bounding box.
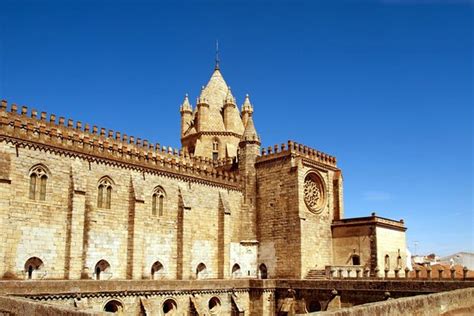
[242,93,253,112]
[180,93,192,112]
[242,115,259,143]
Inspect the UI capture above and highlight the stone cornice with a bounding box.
[332,215,407,232]
[181,130,243,141]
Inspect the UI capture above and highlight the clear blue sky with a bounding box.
[1,0,472,257]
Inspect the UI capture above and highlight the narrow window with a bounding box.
[98,185,104,208]
[29,174,37,200]
[159,195,164,216]
[39,175,47,201]
[152,194,157,216]
[106,186,112,209]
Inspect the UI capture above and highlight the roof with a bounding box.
[199,69,228,131]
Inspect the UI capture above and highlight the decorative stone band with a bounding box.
[181,130,243,141]
[0,100,241,190]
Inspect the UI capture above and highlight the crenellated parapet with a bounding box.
[0,100,241,189]
[256,140,337,167]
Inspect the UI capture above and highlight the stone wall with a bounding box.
[0,295,102,315]
[332,225,371,267]
[310,287,474,316]
[0,139,249,281]
[256,154,301,279]
[376,226,407,276]
[1,279,473,315]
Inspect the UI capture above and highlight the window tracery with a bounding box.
[97,177,113,209]
[29,165,49,201]
[152,187,166,216]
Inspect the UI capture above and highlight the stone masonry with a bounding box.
[0,64,408,291]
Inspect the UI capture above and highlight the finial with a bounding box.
[215,40,220,70]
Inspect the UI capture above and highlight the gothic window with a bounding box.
[97,177,113,209]
[29,165,49,201]
[152,187,166,216]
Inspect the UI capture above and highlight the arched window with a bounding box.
[151,261,164,280]
[259,263,268,279]
[24,257,44,280]
[208,297,221,313]
[103,300,123,313]
[384,255,390,270]
[94,259,111,280]
[97,177,113,209]
[196,263,207,279]
[307,301,322,312]
[212,138,219,161]
[162,299,178,315]
[29,165,49,201]
[152,187,166,216]
[231,263,241,279]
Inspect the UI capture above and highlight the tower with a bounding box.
[180,66,245,160]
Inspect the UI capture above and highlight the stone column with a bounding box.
[125,178,145,280]
[66,189,86,279]
[177,187,192,279]
[131,199,145,280]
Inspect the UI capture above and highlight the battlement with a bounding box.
[257,140,337,167]
[0,100,240,188]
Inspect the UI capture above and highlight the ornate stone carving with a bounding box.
[304,172,325,213]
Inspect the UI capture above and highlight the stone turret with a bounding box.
[241,94,254,128]
[239,114,260,240]
[223,88,240,134]
[196,91,209,132]
[180,94,193,137]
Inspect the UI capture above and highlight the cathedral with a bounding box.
[0,63,407,283]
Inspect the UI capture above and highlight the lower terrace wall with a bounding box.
[1,279,473,315]
[0,295,102,315]
[311,287,474,316]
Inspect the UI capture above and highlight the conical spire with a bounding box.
[241,115,260,143]
[241,94,253,113]
[180,93,192,112]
